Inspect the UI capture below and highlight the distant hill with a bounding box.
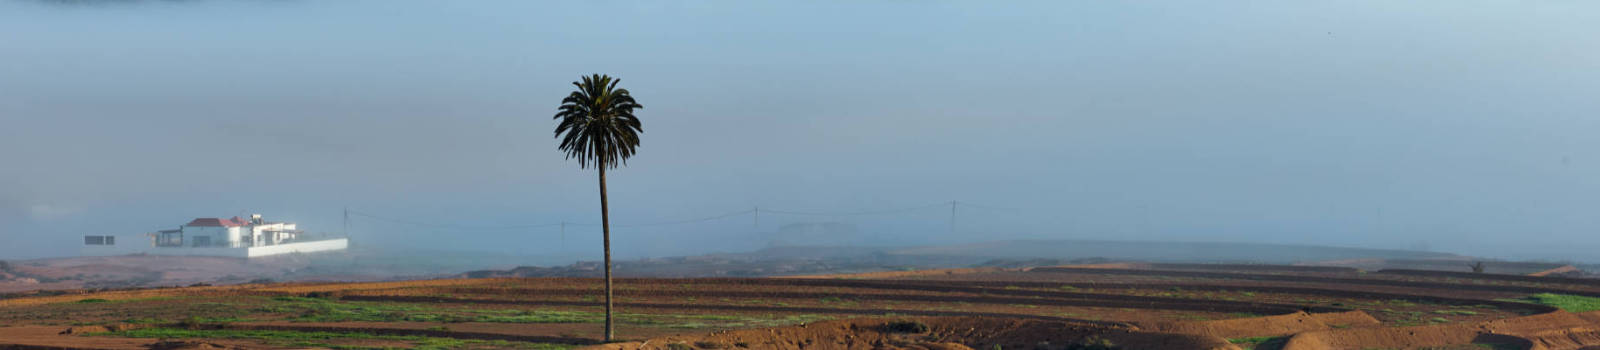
[462,240,1468,279]
[883,239,1459,264]
[1,239,1474,293]
[1307,258,1577,276]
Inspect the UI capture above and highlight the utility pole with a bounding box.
[753,206,759,231]
[343,207,349,238]
[949,200,958,235]
[560,221,567,250]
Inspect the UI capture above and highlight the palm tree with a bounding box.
[554,74,643,342]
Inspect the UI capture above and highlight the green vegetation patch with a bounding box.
[1521,293,1600,313]
[92,328,573,350]
[1383,309,1429,327]
[1226,336,1287,350]
[260,296,600,324]
[1467,343,1530,350]
[1433,309,1479,316]
[258,296,830,329]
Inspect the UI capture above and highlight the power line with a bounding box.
[569,209,755,228]
[347,210,563,230]
[955,201,1031,213]
[761,202,949,216]
[346,201,1023,232]
[350,209,756,230]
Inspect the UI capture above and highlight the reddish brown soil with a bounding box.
[2,263,1599,350]
[1278,311,1600,350]
[339,277,1339,318]
[779,267,1014,279]
[1139,311,1381,339]
[585,317,1238,350]
[1531,266,1583,277]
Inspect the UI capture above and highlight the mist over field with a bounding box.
[2,0,1599,263]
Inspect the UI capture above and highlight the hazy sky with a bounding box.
[2,1,1597,262]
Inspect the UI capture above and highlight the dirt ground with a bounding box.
[1,264,1599,349]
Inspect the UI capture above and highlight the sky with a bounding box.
[1,0,1597,262]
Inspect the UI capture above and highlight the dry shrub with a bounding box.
[304,291,337,299]
[176,316,209,330]
[1065,337,1119,350]
[886,320,931,333]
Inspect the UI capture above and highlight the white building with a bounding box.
[83,214,348,258]
[161,215,301,248]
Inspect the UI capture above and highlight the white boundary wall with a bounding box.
[245,238,347,257]
[81,238,348,258]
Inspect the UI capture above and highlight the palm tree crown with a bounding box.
[554,74,644,169]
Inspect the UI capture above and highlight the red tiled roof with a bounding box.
[185,216,249,227]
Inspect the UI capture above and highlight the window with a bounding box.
[84,235,115,245]
[193,236,211,247]
[158,233,182,247]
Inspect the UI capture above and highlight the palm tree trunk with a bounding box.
[598,165,614,342]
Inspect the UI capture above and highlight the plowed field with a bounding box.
[3,264,1599,349]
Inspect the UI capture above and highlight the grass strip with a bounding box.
[92,328,574,350]
[1520,293,1600,313]
[261,296,830,327]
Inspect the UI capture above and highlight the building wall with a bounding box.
[248,223,298,246]
[181,224,312,247]
[276,223,298,244]
[80,234,250,258]
[179,226,236,247]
